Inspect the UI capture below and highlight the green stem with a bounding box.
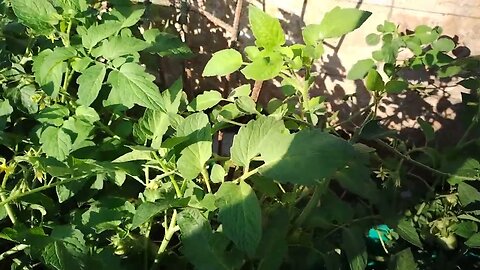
[1,174,17,225]
[201,168,212,193]
[457,95,480,147]
[235,164,265,183]
[376,139,477,181]
[0,177,79,208]
[0,244,28,261]
[150,210,179,270]
[294,183,323,227]
[153,153,182,198]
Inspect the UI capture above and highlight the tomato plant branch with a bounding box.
[376,139,477,181]
[151,209,179,270]
[294,183,322,227]
[0,244,28,261]
[201,168,212,193]
[1,173,17,225]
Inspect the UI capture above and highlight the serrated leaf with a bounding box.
[303,7,371,42]
[203,49,243,77]
[260,129,357,185]
[235,96,258,115]
[228,84,251,99]
[33,48,76,97]
[11,0,61,35]
[230,116,287,168]
[248,5,285,49]
[210,164,225,183]
[215,182,262,256]
[396,219,422,248]
[342,227,367,270]
[75,106,100,123]
[76,64,106,106]
[466,233,480,248]
[388,248,418,270]
[176,113,212,179]
[131,200,187,229]
[40,126,72,161]
[35,104,70,126]
[133,109,170,148]
[365,69,384,91]
[458,182,480,206]
[188,90,223,111]
[107,63,164,110]
[454,221,477,238]
[92,36,148,60]
[177,209,231,270]
[143,29,192,57]
[81,21,122,50]
[347,59,375,80]
[241,51,283,81]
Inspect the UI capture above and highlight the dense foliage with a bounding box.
[0,0,480,269]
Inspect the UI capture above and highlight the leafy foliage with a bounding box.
[0,1,479,270]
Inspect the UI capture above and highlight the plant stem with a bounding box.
[0,244,28,261]
[294,183,322,227]
[1,174,17,225]
[376,139,477,181]
[201,168,212,193]
[150,210,179,270]
[153,153,183,198]
[0,177,80,208]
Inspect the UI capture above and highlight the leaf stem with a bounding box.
[0,177,80,208]
[0,244,28,261]
[376,139,477,181]
[1,174,17,225]
[201,168,212,193]
[150,210,179,270]
[294,183,322,227]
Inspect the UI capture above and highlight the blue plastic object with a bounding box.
[368,224,392,243]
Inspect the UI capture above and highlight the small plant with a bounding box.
[1,0,480,269]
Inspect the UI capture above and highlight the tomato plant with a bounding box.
[1,0,480,269]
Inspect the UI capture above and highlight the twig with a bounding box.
[189,5,234,33]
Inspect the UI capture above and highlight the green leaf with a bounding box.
[454,221,477,238]
[56,180,86,203]
[396,219,422,248]
[62,117,94,150]
[75,106,100,123]
[107,63,164,110]
[133,109,170,148]
[203,49,243,77]
[228,84,251,100]
[347,59,375,80]
[35,105,69,126]
[51,0,88,13]
[143,29,192,57]
[257,208,289,270]
[366,33,380,46]
[335,162,380,203]
[365,69,384,91]
[81,21,122,50]
[114,5,145,29]
[342,227,367,270]
[248,5,285,49]
[76,64,106,106]
[432,38,455,52]
[177,209,231,270]
[260,129,356,185]
[91,36,148,60]
[417,118,434,142]
[210,164,225,183]
[132,200,187,229]
[33,48,76,97]
[11,0,61,34]
[188,90,223,111]
[230,116,287,168]
[385,80,408,94]
[304,7,371,41]
[241,51,284,81]
[176,113,212,179]
[40,126,72,161]
[159,78,184,114]
[466,233,480,248]
[235,96,258,115]
[458,182,480,206]
[388,248,418,270]
[215,182,262,256]
[447,158,480,185]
